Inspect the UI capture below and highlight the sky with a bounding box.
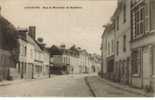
[0,0,117,55]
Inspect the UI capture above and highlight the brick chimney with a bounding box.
[28,26,36,40]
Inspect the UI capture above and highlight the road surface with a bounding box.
[0,74,92,97]
[0,74,143,97]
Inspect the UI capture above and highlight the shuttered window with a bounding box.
[145,0,150,33]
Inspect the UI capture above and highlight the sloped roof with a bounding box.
[27,35,42,52]
[49,45,63,55]
[0,15,18,50]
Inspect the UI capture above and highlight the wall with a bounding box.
[42,51,50,75]
[0,49,11,80]
[53,55,63,66]
[0,30,2,49]
[151,0,155,31]
[114,0,131,61]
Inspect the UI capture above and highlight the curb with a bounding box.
[84,76,96,97]
[97,77,152,97]
[0,83,11,87]
[0,76,51,87]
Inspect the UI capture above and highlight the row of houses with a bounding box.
[101,0,155,91]
[0,24,50,80]
[0,6,101,81]
[49,45,101,75]
[14,26,50,79]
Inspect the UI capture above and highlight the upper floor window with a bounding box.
[123,35,126,52]
[116,41,119,56]
[108,42,110,55]
[111,40,114,53]
[117,16,119,31]
[123,2,127,23]
[131,3,145,40]
[24,46,27,56]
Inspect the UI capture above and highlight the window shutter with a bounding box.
[144,0,150,33]
[150,0,155,30]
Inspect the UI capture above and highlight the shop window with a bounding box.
[132,49,141,76]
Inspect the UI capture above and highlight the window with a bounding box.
[131,2,145,40]
[116,41,119,56]
[18,63,21,73]
[117,16,119,31]
[108,42,110,55]
[112,40,114,53]
[123,2,127,23]
[36,66,42,73]
[145,0,150,32]
[24,63,26,73]
[1,55,3,65]
[132,49,141,75]
[24,46,27,56]
[123,35,126,52]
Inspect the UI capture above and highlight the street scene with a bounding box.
[0,0,155,97]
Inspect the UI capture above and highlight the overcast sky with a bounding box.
[0,0,117,55]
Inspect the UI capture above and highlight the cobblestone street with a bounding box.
[0,74,146,97]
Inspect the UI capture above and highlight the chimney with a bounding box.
[28,26,36,40]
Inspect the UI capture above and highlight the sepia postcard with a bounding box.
[0,0,155,98]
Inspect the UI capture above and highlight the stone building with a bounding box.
[42,49,50,76]
[0,11,18,81]
[16,28,29,79]
[130,0,155,90]
[111,0,131,84]
[49,45,80,74]
[101,0,131,84]
[16,26,50,79]
[16,27,36,79]
[101,0,155,91]
[101,23,115,80]
[49,45,100,75]
[89,54,101,73]
[78,50,91,73]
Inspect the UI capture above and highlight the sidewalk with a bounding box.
[86,76,154,97]
[0,75,53,87]
[0,79,32,87]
